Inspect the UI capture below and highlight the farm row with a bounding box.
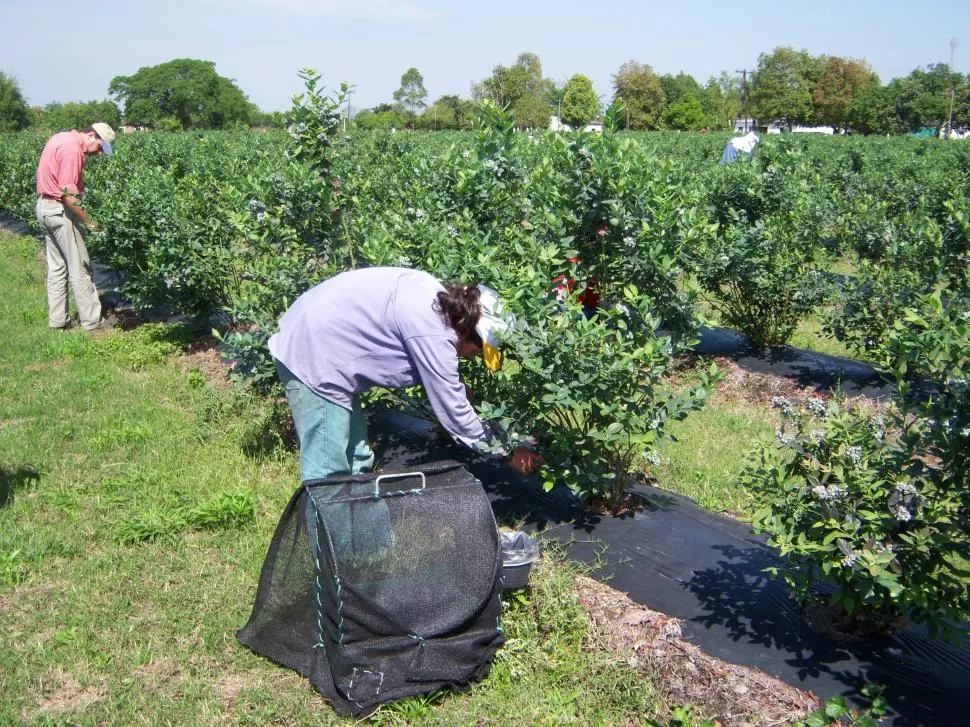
[1,90,968,636]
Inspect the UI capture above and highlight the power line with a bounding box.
[735,69,752,132]
[947,37,959,137]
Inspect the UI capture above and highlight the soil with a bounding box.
[802,597,907,644]
[575,574,821,726]
[177,336,233,390]
[586,489,651,517]
[704,355,886,413]
[26,667,105,721]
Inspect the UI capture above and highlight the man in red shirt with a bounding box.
[35,122,115,332]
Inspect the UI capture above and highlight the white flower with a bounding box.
[845,446,862,465]
[623,236,636,249]
[894,483,918,496]
[775,431,796,446]
[643,451,661,466]
[840,554,857,568]
[805,397,826,416]
[891,503,912,522]
[771,396,793,411]
[811,484,846,501]
[809,429,825,443]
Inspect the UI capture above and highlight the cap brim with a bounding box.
[100,139,113,155]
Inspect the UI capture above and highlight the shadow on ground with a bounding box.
[370,407,970,727]
[0,466,41,508]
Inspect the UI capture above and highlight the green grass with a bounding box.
[788,314,859,361]
[655,399,774,515]
[0,232,665,726]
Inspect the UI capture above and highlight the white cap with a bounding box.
[91,122,116,155]
[475,284,513,371]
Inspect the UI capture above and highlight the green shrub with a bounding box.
[697,217,831,349]
[744,388,969,640]
[474,289,721,510]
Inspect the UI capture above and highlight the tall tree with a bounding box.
[515,52,544,95]
[417,95,477,130]
[561,74,600,128]
[750,47,824,129]
[699,77,733,130]
[476,52,551,128]
[393,67,428,118]
[896,63,963,130]
[663,95,709,131]
[0,70,30,132]
[355,103,407,131]
[611,61,665,130]
[658,72,701,108]
[109,58,255,129]
[543,78,565,117]
[812,57,878,131]
[512,94,552,129]
[437,95,477,129]
[846,82,905,134]
[39,100,121,132]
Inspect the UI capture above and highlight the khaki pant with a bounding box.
[36,198,102,330]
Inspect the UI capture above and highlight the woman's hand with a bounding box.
[508,446,543,475]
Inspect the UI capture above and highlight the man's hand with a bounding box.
[508,446,543,475]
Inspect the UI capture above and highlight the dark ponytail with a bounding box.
[435,284,481,342]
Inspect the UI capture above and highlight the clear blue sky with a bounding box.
[2,0,967,113]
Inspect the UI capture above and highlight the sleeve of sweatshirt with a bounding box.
[405,333,505,454]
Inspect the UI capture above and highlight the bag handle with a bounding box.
[373,471,426,498]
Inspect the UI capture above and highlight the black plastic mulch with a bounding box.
[370,407,970,727]
[693,326,898,400]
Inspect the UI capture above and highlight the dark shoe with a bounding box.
[83,319,115,335]
[50,319,77,331]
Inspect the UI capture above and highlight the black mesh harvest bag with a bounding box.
[237,460,505,716]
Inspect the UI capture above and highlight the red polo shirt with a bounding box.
[36,130,85,201]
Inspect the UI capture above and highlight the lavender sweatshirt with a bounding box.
[268,267,496,451]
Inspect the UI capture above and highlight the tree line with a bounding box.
[2,49,968,135]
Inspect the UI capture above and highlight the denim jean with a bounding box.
[275,360,374,482]
[275,360,388,560]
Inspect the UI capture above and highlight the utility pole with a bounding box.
[947,37,959,138]
[735,69,751,132]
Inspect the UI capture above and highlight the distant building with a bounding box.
[549,115,570,132]
[549,116,603,133]
[733,118,758,133]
